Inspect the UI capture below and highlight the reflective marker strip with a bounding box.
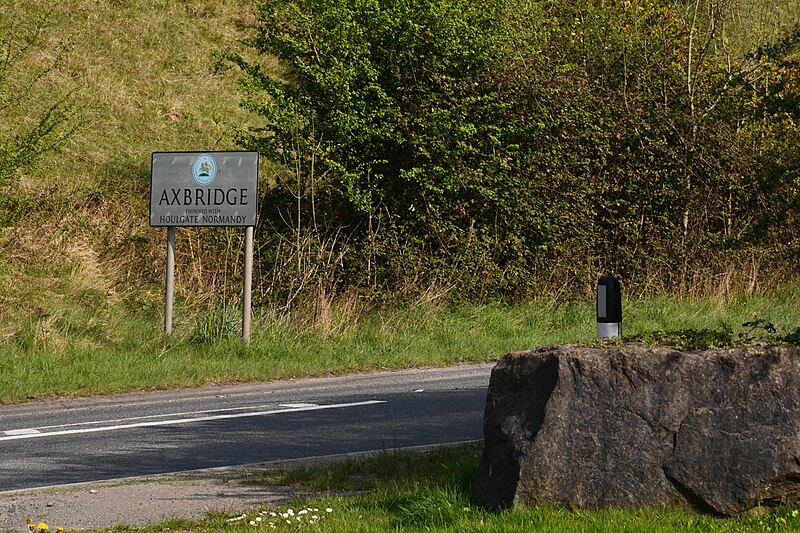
[598,284,607,319]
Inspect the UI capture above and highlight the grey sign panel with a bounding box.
[150,151,259,227]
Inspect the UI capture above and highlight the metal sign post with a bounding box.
[165,226,176,335]
[150,151,259,342]
[243,225,254,342]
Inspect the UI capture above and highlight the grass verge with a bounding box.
[27,443,800,532]
[1,284,799,404]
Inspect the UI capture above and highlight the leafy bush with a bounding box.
[231,0,528,301]
[233,0,800,304]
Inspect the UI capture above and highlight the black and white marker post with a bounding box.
[597,275,622,340]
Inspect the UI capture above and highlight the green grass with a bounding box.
[1,285,799,404]
[2,0,800,406]
[3,3,800,530]
[0,0,272,349]
[29,444,796,533]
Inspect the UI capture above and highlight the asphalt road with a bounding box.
[0,364,494,492]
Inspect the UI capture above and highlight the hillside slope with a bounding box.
[1,0,261,342]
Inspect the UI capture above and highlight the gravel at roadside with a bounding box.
[0,468,297,532]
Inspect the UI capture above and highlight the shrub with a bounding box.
[232,0,800,303]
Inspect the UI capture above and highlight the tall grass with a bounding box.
[1,285,798,404]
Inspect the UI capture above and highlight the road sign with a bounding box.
[150,151,258,227]
[150,151,259,342]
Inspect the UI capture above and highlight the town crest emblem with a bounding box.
[192,154,217,186]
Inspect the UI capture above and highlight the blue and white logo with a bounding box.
[192,154,217,186]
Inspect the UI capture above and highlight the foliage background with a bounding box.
[0,0,798,339]
[233,0,800,306]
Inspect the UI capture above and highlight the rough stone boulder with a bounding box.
[472,345,800,515]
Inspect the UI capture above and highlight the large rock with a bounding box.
[472,345,800,515]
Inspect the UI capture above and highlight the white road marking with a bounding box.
[0,400,386,441]
[23,402,305,432]
[279,403,319,408]
[3,429,41,436]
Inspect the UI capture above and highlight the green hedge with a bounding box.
[232,0,800,304]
